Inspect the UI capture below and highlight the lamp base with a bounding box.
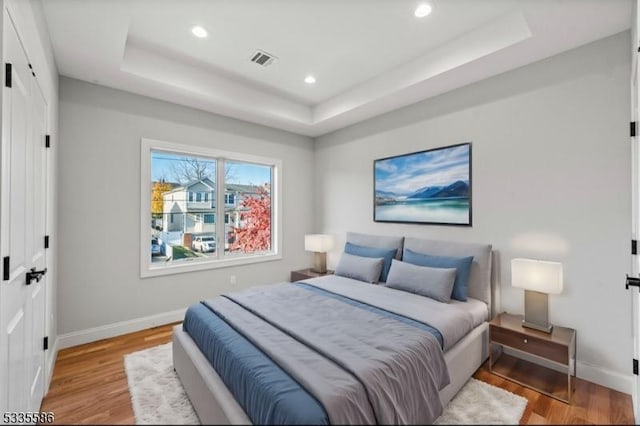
[521,320,553,333]
[523,290,553,334]
[311,252,327,274]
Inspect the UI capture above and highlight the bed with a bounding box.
[172,234,494,425]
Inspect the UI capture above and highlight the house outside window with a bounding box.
[142,138,281,277]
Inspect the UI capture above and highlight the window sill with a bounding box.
[140,252,282,278]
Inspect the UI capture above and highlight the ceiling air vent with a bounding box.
[250,50,277,67]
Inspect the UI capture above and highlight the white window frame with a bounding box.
[140,137,282,278]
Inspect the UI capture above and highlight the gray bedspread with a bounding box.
[205,278,452,424]
[303,275,477,351]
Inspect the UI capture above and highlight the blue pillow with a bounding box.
[402,248,474,301]
[345,242,396,282]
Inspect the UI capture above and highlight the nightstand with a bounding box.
[489,312,576,403]
[290,268,334,282]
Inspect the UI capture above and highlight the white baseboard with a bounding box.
[577,360,633,395]
[58,308,186,349]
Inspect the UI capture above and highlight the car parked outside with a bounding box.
[151,238,162,256]
[192,235,216,253]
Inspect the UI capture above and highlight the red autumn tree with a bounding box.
[231,184,271,252]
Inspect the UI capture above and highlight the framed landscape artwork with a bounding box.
[374,142,472,226]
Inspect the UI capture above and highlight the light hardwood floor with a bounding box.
[40,323,635,425]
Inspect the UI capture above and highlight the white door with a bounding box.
[632,0,640,421]
[26,72,48,413]
[0,13,48,415]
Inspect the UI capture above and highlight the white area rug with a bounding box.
[434,377,528,425]
[124,343,199,425]
[124,342,527,425]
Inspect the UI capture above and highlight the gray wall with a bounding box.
[57,77,315,334]
[315,32,631,381]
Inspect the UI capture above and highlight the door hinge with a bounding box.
[632,239,637,255]
[626,274,640,289]
[5,63,11,88]
[45,135,50,148]
[43,336,48,351]
[632,122,637,138]
[44,235,49,249]
[2,256,9,280]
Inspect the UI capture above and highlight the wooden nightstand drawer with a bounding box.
[489,313,576,404]
[490,324,568,364]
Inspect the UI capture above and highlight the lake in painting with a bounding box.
[374,143,471,225]
[375,198,469,224]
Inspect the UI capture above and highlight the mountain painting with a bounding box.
[374,143,471,225]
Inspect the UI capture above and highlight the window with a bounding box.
[141,138,281,277]
[224,160,273,256]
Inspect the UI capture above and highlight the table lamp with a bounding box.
[305,234,334,274]
[511,258,563,333]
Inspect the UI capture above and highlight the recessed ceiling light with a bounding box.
[304,75,316,84]
[414,3,432,18]
[191,26,208,38]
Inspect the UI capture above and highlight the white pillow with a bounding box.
[386,259,457,303]
[335,252,385,283]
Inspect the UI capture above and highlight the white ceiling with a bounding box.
[42,0,631,136]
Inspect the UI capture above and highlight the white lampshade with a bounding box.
[511,258,563,294]
[304,234,334,253]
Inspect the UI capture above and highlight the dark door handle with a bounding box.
[26,267,47,285]
[626,274,640,290]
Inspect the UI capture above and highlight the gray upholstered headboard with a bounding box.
[343,232,493,315]
[403,237,493,311]
[345,232,404,260]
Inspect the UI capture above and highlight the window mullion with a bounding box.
[216,158,225,259]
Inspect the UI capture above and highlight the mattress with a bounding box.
[182,275,488,424]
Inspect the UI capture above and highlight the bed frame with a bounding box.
[173,235,495,424]
[173,322,489,425]
[173,316,489,424]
